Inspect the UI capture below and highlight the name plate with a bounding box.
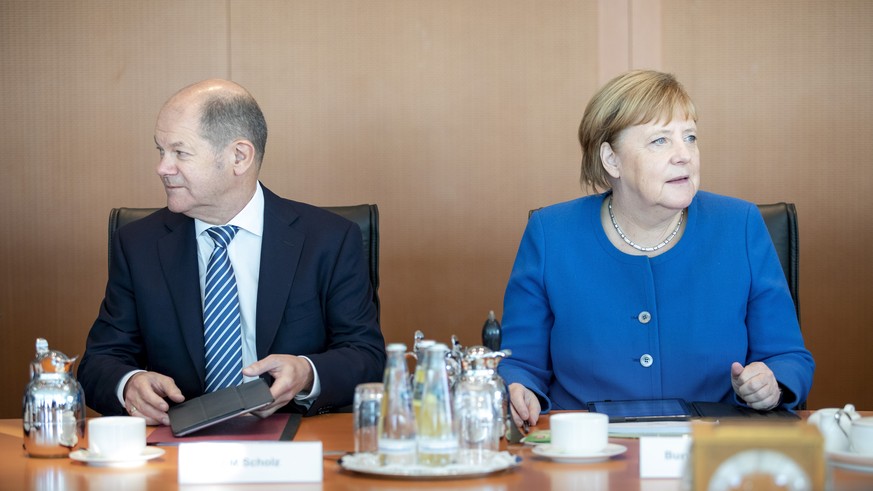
[639,436,691,478]
[178,441,323,484]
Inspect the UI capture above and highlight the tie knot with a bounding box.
[206,225,239,249]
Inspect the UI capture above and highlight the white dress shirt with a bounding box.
[116,183,321,407]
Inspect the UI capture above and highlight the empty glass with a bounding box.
[454,380,499,465]
[353,382,383,454]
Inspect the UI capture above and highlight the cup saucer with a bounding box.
[69,446,165,467]
[827,449,873,473]
[532,443,627,464]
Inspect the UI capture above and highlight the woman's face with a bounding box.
[604,114,700,213]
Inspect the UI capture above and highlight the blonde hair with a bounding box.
[578,70,697,192]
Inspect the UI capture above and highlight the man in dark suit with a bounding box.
[77,79,385,425]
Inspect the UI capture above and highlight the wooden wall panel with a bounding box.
[0,1,599,418]
[0,0,868,418]
[230,0,599,347]
[0,1,231,417]
[661,0,873,409]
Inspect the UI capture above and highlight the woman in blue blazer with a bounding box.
[499,70,814,429]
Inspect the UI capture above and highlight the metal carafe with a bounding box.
[408,330,463,390]
[457,345,511,442]
[22,338,85,457]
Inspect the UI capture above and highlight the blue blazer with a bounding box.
[498,191,814,411]
[78,185,385,416]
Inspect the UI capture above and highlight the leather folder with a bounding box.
[587,398,799,423]
[169,379,274,436]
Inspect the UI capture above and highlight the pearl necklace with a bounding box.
[608,196,684,253]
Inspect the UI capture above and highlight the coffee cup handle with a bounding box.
[834,410,852,440]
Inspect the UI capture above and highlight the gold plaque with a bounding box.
[690,421,824,491]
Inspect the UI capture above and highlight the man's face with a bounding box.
[154,103,235,222]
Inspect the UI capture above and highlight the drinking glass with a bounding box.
[454,381,498,465]
[353,383,383,454]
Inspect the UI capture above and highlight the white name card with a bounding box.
[178,441,323,484]
[639,436,691,478]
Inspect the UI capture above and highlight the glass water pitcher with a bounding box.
[456,345,511,444]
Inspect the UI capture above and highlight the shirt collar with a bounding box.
[194,182,265,238]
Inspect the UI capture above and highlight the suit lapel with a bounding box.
[156,213,207,387]
[256,188,304,358]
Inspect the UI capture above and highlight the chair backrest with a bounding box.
[108,204,381,321]
[528,202,800,324]
[756,202,799,324]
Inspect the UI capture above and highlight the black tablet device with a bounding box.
[690,401,800,420]
[587,398,694,423]
[168,379,274,436]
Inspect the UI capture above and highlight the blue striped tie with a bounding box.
[204,225,243,392]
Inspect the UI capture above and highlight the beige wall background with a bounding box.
[1,0,870,418]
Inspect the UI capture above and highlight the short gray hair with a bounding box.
[199,92,268,166]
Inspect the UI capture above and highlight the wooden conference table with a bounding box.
[1,412,872,491]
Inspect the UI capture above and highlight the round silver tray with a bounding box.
[339,451,521,479]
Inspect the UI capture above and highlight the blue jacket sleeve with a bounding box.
[498,212,557,412]
[741,206,814,408]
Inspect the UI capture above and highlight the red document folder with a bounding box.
[147,413,301,445]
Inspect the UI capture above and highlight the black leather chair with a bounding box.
[529,202,800,324]
[756,203,799,325]
[108,204,381,321]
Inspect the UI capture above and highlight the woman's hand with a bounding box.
[731,361,781,410]
[508,382,541,430]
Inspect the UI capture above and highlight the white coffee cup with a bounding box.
[88,416,146,459]
[549,412,608,455]
[807,405,859,453]
[850,417,873,455]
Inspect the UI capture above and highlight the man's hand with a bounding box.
[508,382,541,431]
[243,355,314,417]
[123,372,185,426]
[731,361,781,410]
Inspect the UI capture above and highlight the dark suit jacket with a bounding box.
[77,185,385,416]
